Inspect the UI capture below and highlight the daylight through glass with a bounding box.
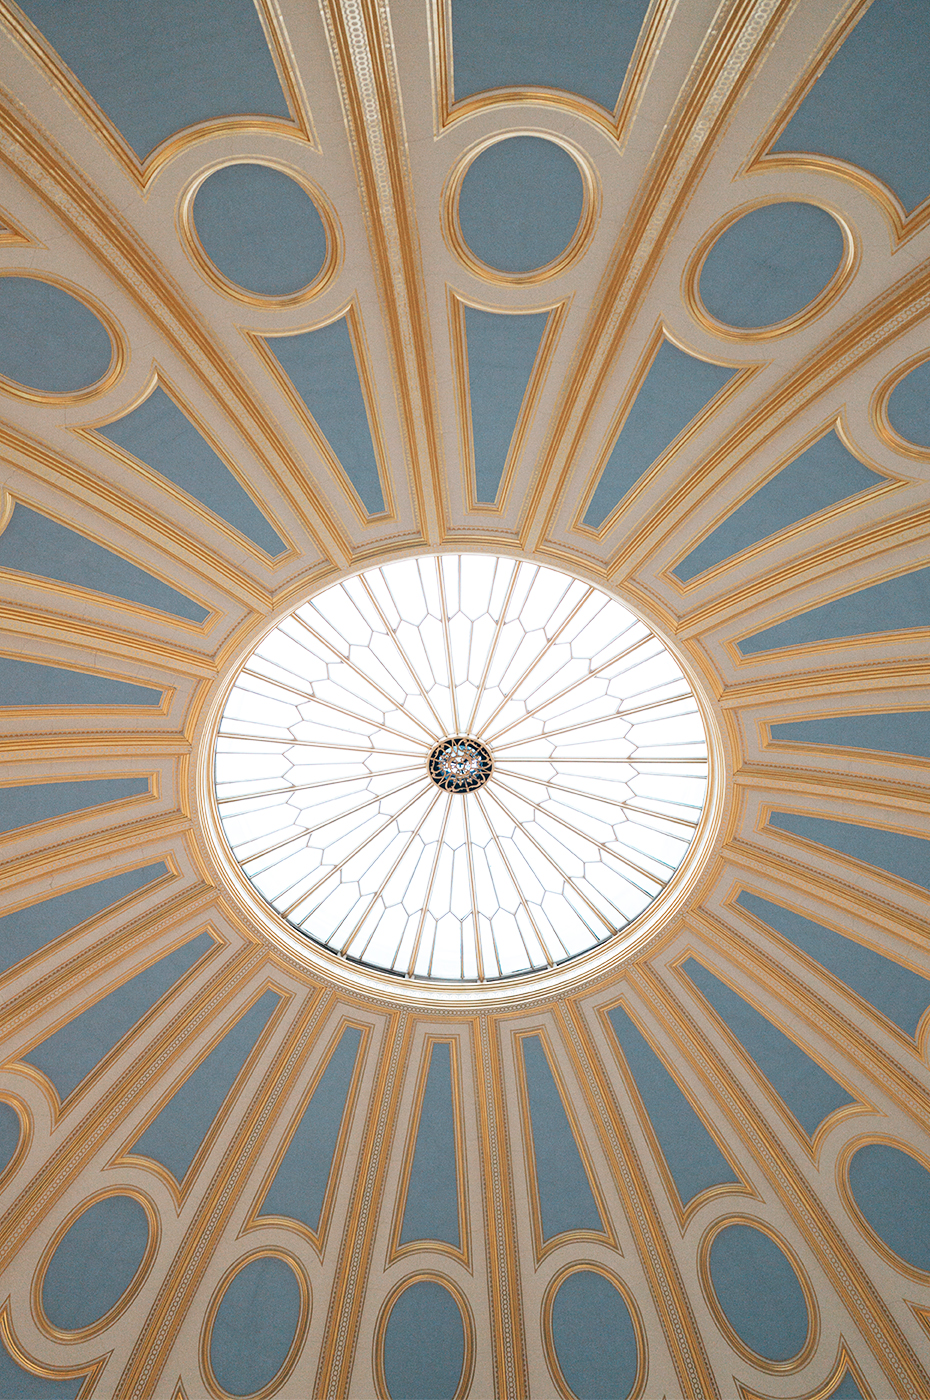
[214,555,709,981]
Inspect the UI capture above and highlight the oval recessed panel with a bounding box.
[887,359,930,449]
[457,136,584,275]
[847,1142,930,1272]
[192,164,329,298]
[41,1194,150,1332]
[708,1223,809,1363]
[382,1280,465,1400]
[209,1254,303,1397]
[699,202,845,330]
[0,1101,21,1176]
[550,1270,639,1400]
[0,277,113,394]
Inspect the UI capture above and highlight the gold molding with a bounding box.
[0,267,126,405]
[837,1134,930,1288]
[372,1270,476,1400]
[541,1261,648,1400]
[198,1246,310,1400]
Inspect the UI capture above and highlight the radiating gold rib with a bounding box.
[496,690,696,750]
[339,786,445,958]
[237,669,430,748]
[406,793,452,976]
[461,796,489,980]
[474,789,557,968]
[475,583,600,738]
[491,774,668,890]
[494,766,699,830]
[282,782,433,919]
[216,765,423,805]
[463,558,521,735]
[481,628,657,745]
[436,556,461,734]
[218,731,424,758]
[360,571,450,737]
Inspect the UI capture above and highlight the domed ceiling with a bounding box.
[1,0,929,1395]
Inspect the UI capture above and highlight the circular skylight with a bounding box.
[213,555,709,982]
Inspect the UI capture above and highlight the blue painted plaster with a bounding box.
[129,989,280,1185]
[738,891,930,1039]
[382,1280,464,1400]
[768,811,930,893]
[0,1101,22,1175]
[0,777,148,834]
[0,504,208,622]
[194,164,328,297]
[451,0,650,109]
[0,1338,84,1400]
[19,0,290,159]
[675,430,884,580]
[699,203,843,329]
[23,932,215,1101]
[550,1269,638,1400]
[210,1256,301,1398]
[400,1041,460,1248]
[521,1034,602,1240]
[266,318,385,514]
[0,657,161,708]
[770,0,930,213]
[739,566,930,654]
[465,307,548,502]
[0,864,166,978]
[42,1194,149,1331]
[887,358,930,448]
[708,1222,809,1362]
[770,710,930,760]
[830,1373,866,1400]
[0,277,111,394]
[584,339,736,529]
[607,1003,739,1206]
[97,385,285,556]
[848,1142,930,1273]
[458,137,583,274]
[682,958,854,1138]
[258,1024,361,1233]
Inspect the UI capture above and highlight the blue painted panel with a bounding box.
[400,1042,460,1248]
[830,1373,866,1400]
[451,0,650,109]
[23,932,215,1101]
[887,358,930,448]
[19,0,290,159]
[700,203,843,329]
[129,989,280,1185]
[42,1194,149,1331]
[382,1280,464,1400]
[97,386,285,555]
[194,164,327,297]
[0,863,166,977]
[210,1255,301,1398]
[709,1223,809,1362]
[768,811,930,893]
[0,504,208,622]
[739,566,930,654]
[458,137,583,274]
[682,958,854,1138]
[0,1101,22,1175]
[770,0,930,214]
[738,891,930,1039]
[550,1269,638,1400]
[584,339,736,529]
[770,710,930,761]
[675,430,884,581]
[607,1003,739,1206]
[0,1338,84,1400]
[0,777,148,834]
[258,1024,361,1233]
[465,307,548,503]
[0,657,160,708]
[0,277,111,393]
[848,1142,930,1272]
[521,1034,602,1240]
[267,318,385,514]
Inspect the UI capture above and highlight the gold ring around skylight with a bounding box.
[201,553,725,1001]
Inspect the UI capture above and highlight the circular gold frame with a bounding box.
[200,1246,311,1400]
[0,271,127,405]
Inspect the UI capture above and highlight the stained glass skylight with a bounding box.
[213,555,709,982]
